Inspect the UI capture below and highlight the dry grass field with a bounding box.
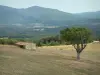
[0,43,100,75]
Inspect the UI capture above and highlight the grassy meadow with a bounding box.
[0,43,100,75]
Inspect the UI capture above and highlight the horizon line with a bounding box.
[0,4,100,14]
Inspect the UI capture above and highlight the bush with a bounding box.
[36,36,72,46]
[0,39,17,45]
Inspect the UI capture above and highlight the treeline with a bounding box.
[0,38,35,45]
[36,35,71,46]
[0,38,17,45]
[36,36,60,46]
[36,32,94,47]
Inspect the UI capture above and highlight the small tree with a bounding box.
[60,27,91,60]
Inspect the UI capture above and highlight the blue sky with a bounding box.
[0,0,100,13]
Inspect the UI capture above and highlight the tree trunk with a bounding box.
[77,53,80,60]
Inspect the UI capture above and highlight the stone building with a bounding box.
[16,42,36,50]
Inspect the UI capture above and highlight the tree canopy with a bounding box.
[60,27,91,44]
[60,27,92,60]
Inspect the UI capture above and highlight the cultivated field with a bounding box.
[0,43,100,75]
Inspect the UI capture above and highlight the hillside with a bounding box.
[1,5,100,25]
[0,5,100,38]
[0,5,75,24]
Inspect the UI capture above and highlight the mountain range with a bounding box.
[0,5,100,39]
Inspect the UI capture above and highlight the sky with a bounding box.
[0,0,100,13]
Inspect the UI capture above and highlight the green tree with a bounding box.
[60,27,92,60]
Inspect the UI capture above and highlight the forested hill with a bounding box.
[0,5,100,39]
[0,5,75,25]
[0,5,100,25]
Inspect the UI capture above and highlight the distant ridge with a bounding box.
[0,5,100,38]
[0,5,100,24]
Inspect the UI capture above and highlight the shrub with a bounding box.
[0,38,17,45]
